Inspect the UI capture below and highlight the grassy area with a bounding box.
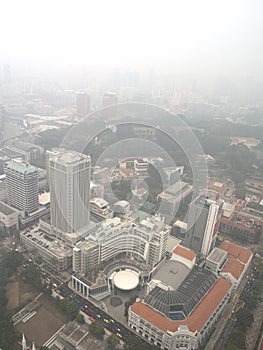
[39,294,67,322]
[6,274,39,311]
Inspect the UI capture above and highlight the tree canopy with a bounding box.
[89,320,105,340]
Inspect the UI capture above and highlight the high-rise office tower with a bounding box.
[4,160,39,214]
[76,93,91,117]
[49,150,91,234]
[45,148,65,187]
[183,196,219,256]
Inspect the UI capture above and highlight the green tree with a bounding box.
[124,335,159,350]
[236,309,254,331]
[111,179,132,201]
[234,184,247,200]
[2,251,24,275]
[76,313,85,324]
[58,299,79,321]
[227,329,246,349]
[89,321,105,340]
[225,344,241,350]
[107,333,120,349]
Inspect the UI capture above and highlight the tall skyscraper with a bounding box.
[4,160,39,214]
[45,148,65,187]
[183,196,219,256]
[49,150,91,234]
[76,93,91,117]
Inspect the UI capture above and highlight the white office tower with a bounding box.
[45,147,65,186]
[183,196,219,256]
[4,160,39,214]
[49,150,91,234]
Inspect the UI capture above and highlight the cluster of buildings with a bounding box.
[206,180,263,244]
[0,140,258,350]
[128,236,252,350]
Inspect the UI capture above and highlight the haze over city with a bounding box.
[0,1,263,350]
[1,0,263,80]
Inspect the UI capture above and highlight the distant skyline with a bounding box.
[1,0,263,81]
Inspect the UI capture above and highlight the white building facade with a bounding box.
[49,150,91,234]
[73,216,170,273]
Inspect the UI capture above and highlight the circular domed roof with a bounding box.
[113,270,139,291]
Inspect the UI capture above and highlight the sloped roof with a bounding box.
[173,246,196,260]
[220,241,252,264]
[131,278,232,333]
[144,266,217,320]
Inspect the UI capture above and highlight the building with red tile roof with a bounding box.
[173,246,196,261]
[171,245,196,269]
[230,137,260,149]
[219,212,262,244]
[129,277,232,350]
[221,259,245,281]
[219,241,253,288]
[220,241,252,263]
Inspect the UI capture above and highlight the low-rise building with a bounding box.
[20,227,72,271]
[219,241,253,289]
[128,266,232,350]
[205,247,228,274]
[71,273,111,300]
[90,197,113,221]
[230,137,260,149]
[219,211,262,244]
[114,200,130,214]
[4,139,44,162]
[46,321,94,350]
[0,200,19,234]
[171,245,196,269]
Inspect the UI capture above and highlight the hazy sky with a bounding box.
[1,0,263,78]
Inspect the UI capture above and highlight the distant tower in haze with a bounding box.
[49,150,91,234]
[3,64,11,83]
[4,160,39,214]
[102,91,118,107]
[102,92,118,120]
[76,93,91,117]
[183,196,219,256]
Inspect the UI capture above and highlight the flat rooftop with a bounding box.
[23,227,72,257]
[5,159,37,174]
[0,201,16,215]
[153,260,190,290]
[207,247,228,264]
[166,235,181,253]
[52,150,90,165]
[50,321,100,350]
[39,192,50,205]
